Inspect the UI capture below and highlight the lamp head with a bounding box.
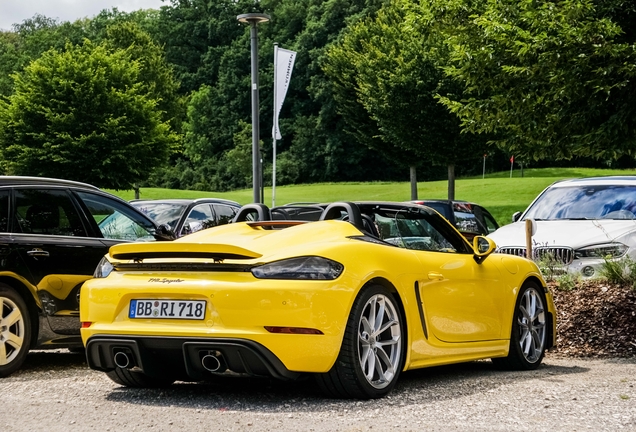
[237,13,270,24]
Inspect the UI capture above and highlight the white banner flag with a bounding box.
[272,46,296,140]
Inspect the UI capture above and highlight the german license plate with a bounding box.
[129,299,206,320]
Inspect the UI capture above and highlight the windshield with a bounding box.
[523,185,636,220]
[132,202,187,229]
[366,206,471,253]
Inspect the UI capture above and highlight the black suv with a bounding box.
[0,176,170,377]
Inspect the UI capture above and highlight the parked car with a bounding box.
[489,176,636,278]
[81,201,556,399]
[131,198,241,238]
[411,200,499,241]
[0,176,172,378]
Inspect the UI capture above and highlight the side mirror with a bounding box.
[153,223,176,241]
[188,221,204,234]
[512,211,522,223]
[473,236,496,264]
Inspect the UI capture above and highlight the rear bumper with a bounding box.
[86,336,301,381]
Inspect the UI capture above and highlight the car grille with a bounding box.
[497,246,575,265]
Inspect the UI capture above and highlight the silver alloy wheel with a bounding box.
[518,287,546,363]
[0,296,25,366]
[358,293,401,389]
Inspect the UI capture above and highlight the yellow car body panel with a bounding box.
[82,271,355,372]
[81,218,556,375]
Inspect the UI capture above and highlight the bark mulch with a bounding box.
[549,280,636,358]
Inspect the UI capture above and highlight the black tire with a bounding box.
[106,368,175,388]
[315,284,405,399]
[0,284,32,378]
[492,281,547,370]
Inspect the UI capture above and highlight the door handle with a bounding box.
[427,272,444,280]
[27,248,50,258]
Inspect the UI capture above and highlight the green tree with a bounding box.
[104,21,183,132]
[155,0,259,94]
[0,15,87,98]
[0,41,175,189]
[88,7,163,41]
[0,10,165,99]
[431,0,636,161]
[0,31,22,96]
[325,0,486,199]
[150,0,401,193]
[215,120,257,190]
[272,0,397,184]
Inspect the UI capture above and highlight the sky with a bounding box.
[1,0,167,31]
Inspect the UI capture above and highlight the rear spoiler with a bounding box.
[109,242,262,261]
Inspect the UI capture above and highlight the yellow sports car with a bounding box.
[80,201,556,399]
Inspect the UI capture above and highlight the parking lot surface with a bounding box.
[3,351,635,431]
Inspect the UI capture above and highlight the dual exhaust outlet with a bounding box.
[112,349,226,373]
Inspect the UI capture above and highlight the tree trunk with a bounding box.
[410,165,417,200]
[133,183,140,200]
[447,164,455,201]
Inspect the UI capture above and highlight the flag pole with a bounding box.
[272,43,278,208]
[271,45,296,207]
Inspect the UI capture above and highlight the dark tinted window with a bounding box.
[0,190,9,232]
[422,202,452,219]
[183,204,215,235]
[482,211,499,233]
[453,210,480,234]
[14,189,86,236]
[214,204,238,225]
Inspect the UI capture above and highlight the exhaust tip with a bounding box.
[201,351,225,372]
[201,354,221,372]
[113,351,132,369]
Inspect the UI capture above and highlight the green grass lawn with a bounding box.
[107,167,636,227]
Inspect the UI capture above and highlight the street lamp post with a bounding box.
[237,13,270,204]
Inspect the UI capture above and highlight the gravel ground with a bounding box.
[3,350,635,431]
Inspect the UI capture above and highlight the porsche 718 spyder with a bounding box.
[80,201,556,399]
